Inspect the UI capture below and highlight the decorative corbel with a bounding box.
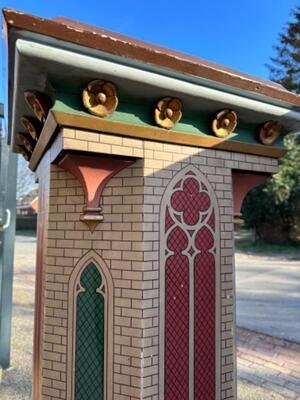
[212,109,237,138]
[256,121,281,145]
[24,91,53,123]
[58,153,135,232]
[16,145,31,161]
[154,97,182,129]
[82,80,118,117]
[20,116,43,140]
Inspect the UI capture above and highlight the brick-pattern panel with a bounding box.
[38,128,278,400]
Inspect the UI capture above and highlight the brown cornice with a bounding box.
[3,8,300,109]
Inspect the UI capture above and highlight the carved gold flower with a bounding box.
[154,97,182,129]
[18,132,36,153]
[82,80,118,117]
[24,91,52,123]
[20,116,42,140]
[256,121,281,145]
[212,109,237,138]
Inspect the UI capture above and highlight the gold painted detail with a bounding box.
[256,121,281,145]
[20,91,52,161]
[17,132,36,153]
[82,80,118,117]
[212,109,237,138]
[24,91,53,123]
[17,131,38,161]
[18,116,43,161]
[28,109,287,172]
[20,116,42,140]
[154,97,182,129]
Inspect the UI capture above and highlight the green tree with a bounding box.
[268,6,300,93]
[242,134,300,244]
[242,6,300,244]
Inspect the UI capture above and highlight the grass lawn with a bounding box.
[235,227,300,259]
[0,232,35,400]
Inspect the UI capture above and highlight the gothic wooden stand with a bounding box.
[3,8,300,400]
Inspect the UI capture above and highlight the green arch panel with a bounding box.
[75,262,105,400]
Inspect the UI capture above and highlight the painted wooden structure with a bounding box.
[3,8,300,400]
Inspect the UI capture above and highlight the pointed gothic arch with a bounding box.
[67,250,113,400]
[159,165,221,400]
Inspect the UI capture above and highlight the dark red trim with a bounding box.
[32,161,49,400]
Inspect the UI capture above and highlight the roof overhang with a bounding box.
[3,8,300,162]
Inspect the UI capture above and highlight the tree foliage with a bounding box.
[242,134,300,243]
[268,6,300,93]
[242,6,300,244]
[17,156,38,205]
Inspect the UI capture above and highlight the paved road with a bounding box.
[236,252,300,343]
[238,327,300,400]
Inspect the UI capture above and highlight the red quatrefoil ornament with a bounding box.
[170,177,211,225]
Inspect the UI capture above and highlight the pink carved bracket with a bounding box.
[58,153,135,232]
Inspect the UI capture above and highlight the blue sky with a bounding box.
[0,0,299,102]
